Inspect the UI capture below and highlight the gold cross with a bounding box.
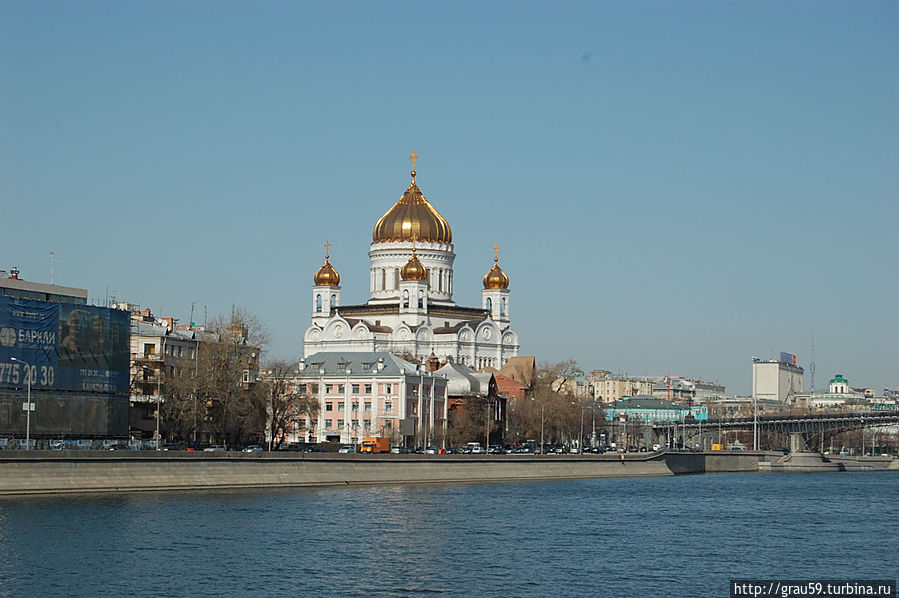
[409,149,420,171]
[324,240,331,259]
[494,244,500,262]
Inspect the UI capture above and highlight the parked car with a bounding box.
[162,443,182,451]
[390,446,411,454]
[243,445,264,452]
[304,445,325,453]
[338,445,355,454]
[424,446,439,454]
[488,445,505,454]
[204,445,226,452]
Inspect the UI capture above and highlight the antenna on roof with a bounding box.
[49,250,56,284]
[190,302,196,328]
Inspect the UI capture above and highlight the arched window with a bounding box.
[501,298,506,317]
[418,290,423,308]
[316,294,322,313]
[380,269,386,291]
[393,268,400,290]
[486,298,492,312]
[403,290,409,309]
[330,295,336,308]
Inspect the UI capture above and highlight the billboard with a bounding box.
[0,297,130,395]
[779,352,797,366]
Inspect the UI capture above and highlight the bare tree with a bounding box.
[264,359,319,450]
[163,308,268,447]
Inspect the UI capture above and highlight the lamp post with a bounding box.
[10,357,33,450]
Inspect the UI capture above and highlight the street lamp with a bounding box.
[10,357,34,450]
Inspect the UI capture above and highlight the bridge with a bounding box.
[651,411,899,453]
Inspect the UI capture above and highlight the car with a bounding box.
[639,446,648,452]
[304,445,324,453]
[390,446,411,454]
[425,446,439,454]
[445,447,462,454]
[204,445,226,452]
[107,443,130,451]
[242,445,264,452]
[338,445,355,454]
[652,444,661,452]
[162,443,182,451]
[488,445,505,454]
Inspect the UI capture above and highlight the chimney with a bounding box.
[10,267,19,280]
[298,358,306,372]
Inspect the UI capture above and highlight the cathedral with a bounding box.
[303,154,520,369]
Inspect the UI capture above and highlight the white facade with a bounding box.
[303,169,520,368]
[752,358,805,403]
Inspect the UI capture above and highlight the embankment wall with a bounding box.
[0,452,676,496]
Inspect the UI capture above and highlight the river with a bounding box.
[0,472,896,596]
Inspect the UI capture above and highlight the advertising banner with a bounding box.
[0,297,130,395]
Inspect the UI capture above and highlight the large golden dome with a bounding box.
[483,247,509,289]
[400,248,428,281]
[313,242,340,286]
[372,172,452,244]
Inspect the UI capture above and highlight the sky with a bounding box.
[2,1,897,395]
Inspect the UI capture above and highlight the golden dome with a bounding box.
[483,246,509,289]
[372,172,452,244]
[313,242,340,286]
[400,248,428,281]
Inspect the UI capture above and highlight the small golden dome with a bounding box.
[372,172,452,244]
[400,248,428,281]
[313,242,340,286]
[483,247,509,289]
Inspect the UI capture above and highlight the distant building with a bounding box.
[0,268,87,304]
[290,351,448,447]
[652,378,696,402]
[591,375,654,404]
[0,271,129,442]
[752,355,804,403]
[604,396,708,422]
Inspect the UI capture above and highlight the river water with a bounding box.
[0,472,896,597]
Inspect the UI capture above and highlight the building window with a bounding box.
[326,384,333,394]
[330,295,336,308]
[364,402,371,412]
[410,402,417,415]
[486,297,492,312]
[325,419,332,429]
[143,343,155,356]
[352,402,359,412]
[501,298,506,317]
[385,401,392,412]
[364,384,372,394]
[337,421,344,429]
[364,421,371,431]
[352,384,360,394]
[316,294,322,312]
[385,384,392,394]
[297,384,307,394]
[352,419,359,428]
[326,403,333,412]
[310,384,319,394]
[338,385,345,394]
[337,402,344,411]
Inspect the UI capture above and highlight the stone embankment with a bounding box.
[2,452,676,496]
[0,451,890,496]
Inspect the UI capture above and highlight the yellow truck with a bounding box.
[361,437,390,454]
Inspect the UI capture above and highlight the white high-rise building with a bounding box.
[751,356,804,403]
[303,157,520,369]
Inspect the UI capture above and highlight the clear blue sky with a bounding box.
[2,1,897,395]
